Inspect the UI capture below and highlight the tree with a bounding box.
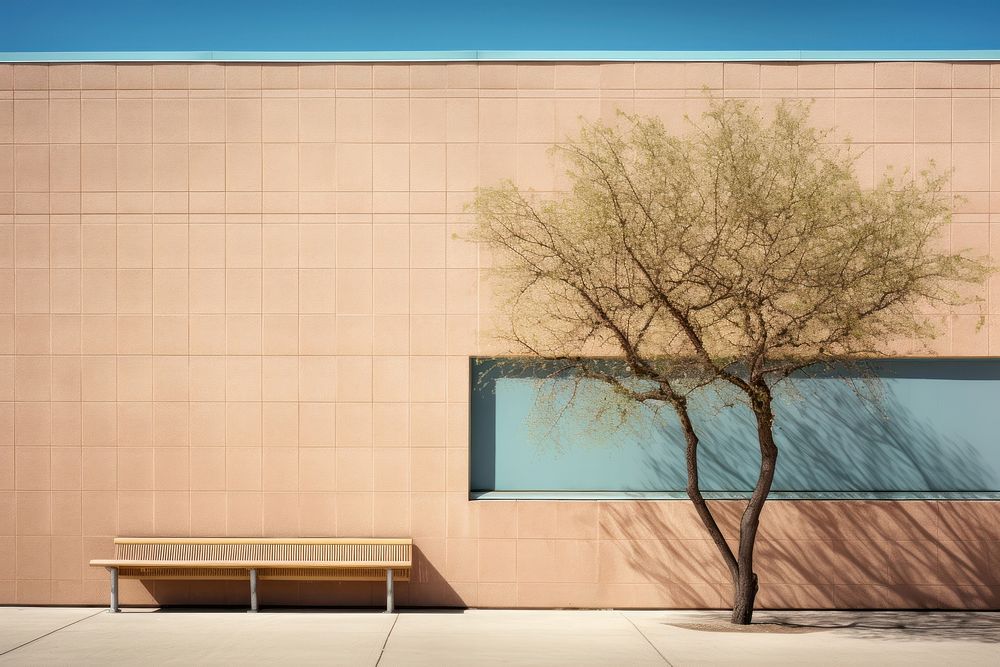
[470,98,989,624]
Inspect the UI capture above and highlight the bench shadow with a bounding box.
[145,605,465,614]
[132,544,460,610]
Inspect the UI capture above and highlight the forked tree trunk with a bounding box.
[673,388,778,626]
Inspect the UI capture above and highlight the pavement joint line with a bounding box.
[620,611,674,666]
[374,611,399,667]
[0,608,108,658]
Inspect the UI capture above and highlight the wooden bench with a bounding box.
[89,537,412,613]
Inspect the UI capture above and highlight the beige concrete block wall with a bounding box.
[0,61,998,608]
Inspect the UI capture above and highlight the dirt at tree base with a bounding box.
[667,621,826,634]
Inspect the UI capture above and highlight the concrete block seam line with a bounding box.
[374,611,400,667]
[0,609,108,659]
[620,611,674,667]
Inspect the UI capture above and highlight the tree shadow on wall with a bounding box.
[635,361,1000,493]
[605,500,1000,641]
[605,364,1000,631]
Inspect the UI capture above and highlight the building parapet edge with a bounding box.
[3,49,1000,63]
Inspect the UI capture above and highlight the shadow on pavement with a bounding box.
[659,610,1000,643]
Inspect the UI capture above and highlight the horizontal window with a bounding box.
[470,358,1000,499]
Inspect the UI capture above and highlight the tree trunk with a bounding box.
[729,385,778,625]
[676,402,739,585]
[670,386,778,626]
[731,570,759,625]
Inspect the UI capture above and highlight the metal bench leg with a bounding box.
[108,567,120,613]
[249,568,258,613]
[385,568,394,613]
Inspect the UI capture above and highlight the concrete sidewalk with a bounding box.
[0,607,997,666]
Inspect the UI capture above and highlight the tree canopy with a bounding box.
[473,100,986,390]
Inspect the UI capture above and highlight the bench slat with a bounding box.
[90,559,411,569]
[113,537,412,545]
[107,539,411,564]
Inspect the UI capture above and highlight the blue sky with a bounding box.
[2,0,999,52]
